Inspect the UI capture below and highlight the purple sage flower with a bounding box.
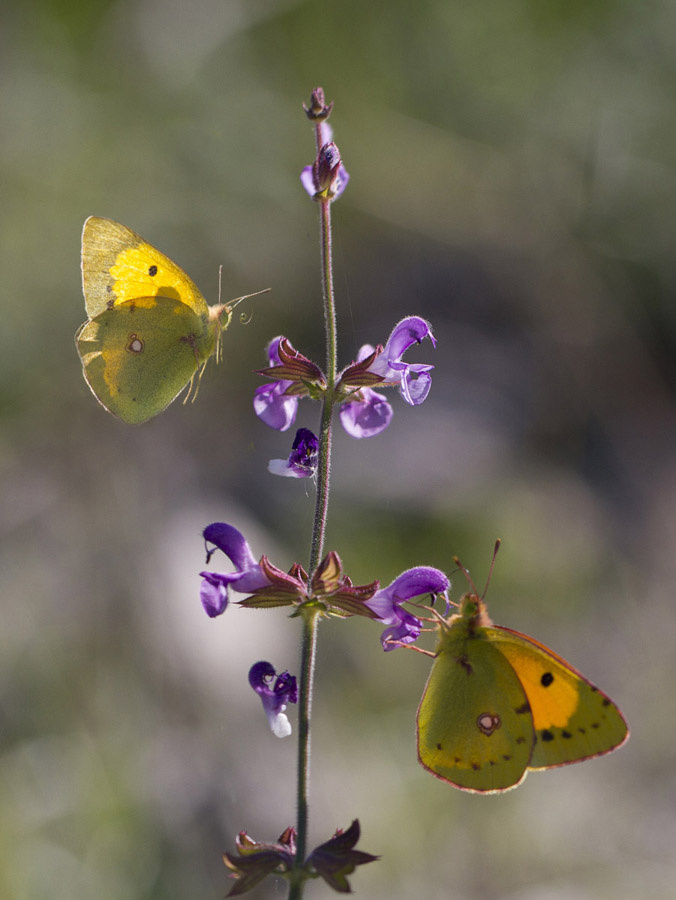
[249,661,298,738]
[367,316,436,405]
[253,337,299,432]
[338,317,436,438]
[199,523,271,618]
[268,427,319,478]
[365,566,450,651]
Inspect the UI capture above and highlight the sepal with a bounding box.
[223,827,296,896]
[256,337,326,392]
[305,820,379,894]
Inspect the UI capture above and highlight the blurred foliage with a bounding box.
[1,0,675,897]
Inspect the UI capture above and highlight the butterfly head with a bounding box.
[445,539,502,635]
[458,591,493,629]
[208,288,271,363]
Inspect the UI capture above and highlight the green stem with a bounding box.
[291,153,339,896]
[289,608,319,900]
[308,395,333,575]
[309,194,337,574]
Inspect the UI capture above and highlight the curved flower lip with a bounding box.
[365,566,450,651]
[253,337,299,432]
[249,661,298,738]
[268,427,319,478]
[199,523,271,618]
[366,316,436,407]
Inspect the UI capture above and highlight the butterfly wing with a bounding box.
[417,634,536,793]
[81,217,209,319]
[76,296,213,423]
[486,626,629,770]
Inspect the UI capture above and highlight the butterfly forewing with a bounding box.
[81,217,208,319]
[489,626,629,770]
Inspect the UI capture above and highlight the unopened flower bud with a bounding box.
[303,86,334,121]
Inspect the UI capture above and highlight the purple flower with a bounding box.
[268,427,319,478]
[255,318,435,439]
[337,317,435,438]
[249,661,298,738]
[367,316,436,405]
[253,338,299,432]
[339,387,393,439]
[199,523,271,618]
[365,566,450,651]
[300,141,350,201]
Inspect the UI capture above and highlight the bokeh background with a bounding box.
[2,0,675,897]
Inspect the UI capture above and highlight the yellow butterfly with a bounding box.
[417,548,629,792]
[76,216,263,424]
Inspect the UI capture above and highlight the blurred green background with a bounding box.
[2,0,675,897]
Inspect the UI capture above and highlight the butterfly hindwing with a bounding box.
[76,296,212,424]
[417,631,535,792]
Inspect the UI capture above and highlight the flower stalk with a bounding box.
[294,98,342,893]
[289,607,319,898]
[201,87,437,897]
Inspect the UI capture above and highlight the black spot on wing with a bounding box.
[458,654,473,675]
[148,265,158,276]
[541,672,554,687]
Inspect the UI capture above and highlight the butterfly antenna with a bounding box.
[481,539,501,600]
[452,539,501,599]
[452,555,477,595]
[226,287,271,315]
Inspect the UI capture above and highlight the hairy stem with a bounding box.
[292,115,339,896]
[289,608,319,898]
